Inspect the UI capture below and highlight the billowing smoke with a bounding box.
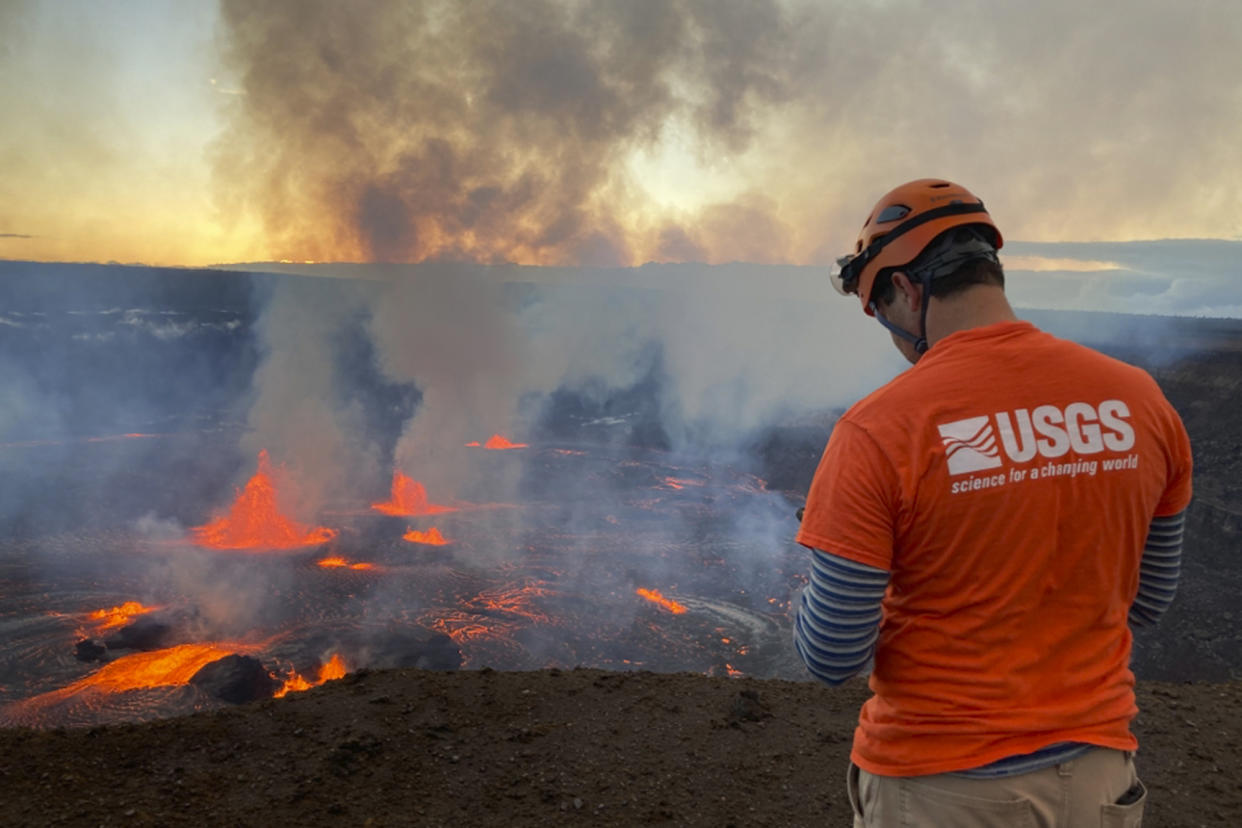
[212,0,809,265]
[211,1,1242,266]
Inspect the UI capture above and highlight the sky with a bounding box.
[1,0,1241,314]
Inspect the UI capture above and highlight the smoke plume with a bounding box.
[211,0,809,265]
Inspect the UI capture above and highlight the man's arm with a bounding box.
[793,548,888,686]
[1129,510,1185,626]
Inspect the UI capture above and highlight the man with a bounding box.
[793,179,1192,826]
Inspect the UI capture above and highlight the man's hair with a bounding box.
[871,252,1005,308]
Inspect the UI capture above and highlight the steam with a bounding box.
[219,260,882,564]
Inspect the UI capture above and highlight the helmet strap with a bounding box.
[868,271,932,356]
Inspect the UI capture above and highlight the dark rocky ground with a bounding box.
[0,668,1239,827]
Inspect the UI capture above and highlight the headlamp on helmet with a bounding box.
[829,179,1003,315]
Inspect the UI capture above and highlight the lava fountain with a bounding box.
[371,470,455,516]
[190,450,338,550]
[274,653,348,698]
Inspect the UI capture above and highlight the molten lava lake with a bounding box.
[0,432,808,728]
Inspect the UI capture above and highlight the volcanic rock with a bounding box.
[73,638,106,662]
[104,617,173,651]
[728,688,772,723]
[189,654,280,704]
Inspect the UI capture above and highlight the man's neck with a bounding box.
[924,285,1018,348]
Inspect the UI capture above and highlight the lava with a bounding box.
[316,556,374,570]
[371,470,455,516]
[190,450,338,550]
[88,601,160,631]
[274,653,348,698]
[14,643,257,715]
[468,434,528,450]
[418,580,557,660]
[636,588,688,614]
[403,527,450,546]
[469,580,556,624]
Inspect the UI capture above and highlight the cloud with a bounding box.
[1,233,34,239]
[1004,240,1242,317]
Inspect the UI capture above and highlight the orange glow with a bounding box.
[317,556,373,570]
[663,478,687,490]
[418,580,557,657]
[190,451,337,550]
[483,434,528,450]
[88,601,159,632]
[471,581,556,624]
[403,527,450,546]
[464,441,481,447]
[318,653,347,681]
[25,644,256,707]
[274,653,348,698]
[636,588,688,614]
[371,470,455,516]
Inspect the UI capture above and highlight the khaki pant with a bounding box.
[847,747,1146,827]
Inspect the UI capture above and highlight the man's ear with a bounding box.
[889,271,922,313]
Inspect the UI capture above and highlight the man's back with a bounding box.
[797,319,1193,776]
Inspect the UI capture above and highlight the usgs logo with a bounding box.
[937,400,1135,476]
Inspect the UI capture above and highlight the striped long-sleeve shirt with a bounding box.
[793,509,1186,776]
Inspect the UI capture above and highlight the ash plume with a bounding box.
[211,0,808,265]
[210,1,1242,264]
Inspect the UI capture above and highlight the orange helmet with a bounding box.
[830,179,1003,314]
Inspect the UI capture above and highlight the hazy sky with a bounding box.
[1,0,1240,271]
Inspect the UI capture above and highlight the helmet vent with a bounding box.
[875,204,911,223]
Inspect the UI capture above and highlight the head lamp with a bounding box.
[829,254,861,297]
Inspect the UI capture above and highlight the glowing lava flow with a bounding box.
[88,601,160,631]
[371,471,455,516]
[274,653,348,698]
[636,588,688,614]
[190,451,337,550]
[467,434,529,449]
[483,434,528,450]
[316,556,374,571]
[14,643,257,715]
[403,527,449,546]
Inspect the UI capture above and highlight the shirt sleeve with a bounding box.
[793,548,888,686]
[1130,510,1184,626]
[796,418,900,571]
[1155,397,1193,517]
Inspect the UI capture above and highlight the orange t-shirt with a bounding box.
[796,320,1193,777]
